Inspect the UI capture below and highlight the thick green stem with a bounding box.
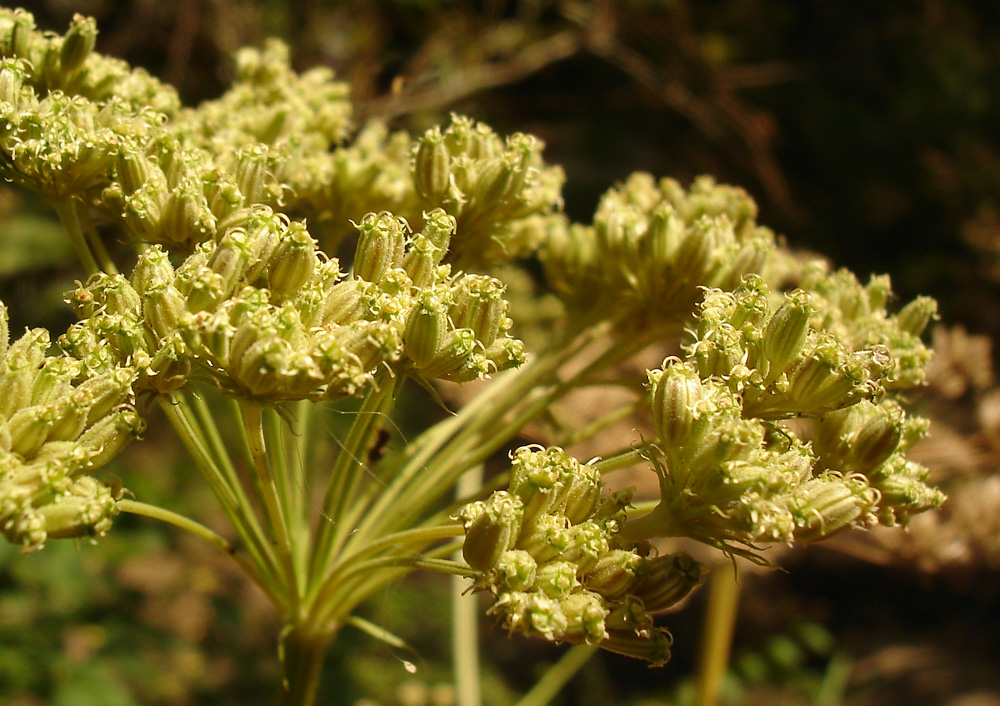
[278,624,336,706]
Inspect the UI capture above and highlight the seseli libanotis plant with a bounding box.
[0,9,944,704]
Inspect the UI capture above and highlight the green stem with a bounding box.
[118,499,283,607]
[238,401,298,603]
[513,644,597,706]
[278,623,336,706]
[453,466,483,706]
[159,396,287,608]
[119,499,232,553]
[308,376,395,590]
[694,561,740,706]
[50,197,101,276]
[589,442,657,475]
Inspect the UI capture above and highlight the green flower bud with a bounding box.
[143,334,192,395]
[413,127,451,202]
[763,290,812,379]
[646,204,683,267]
[160,179,215,247]
[420,208,456,251]
[234,144,270,205]
[648,360,702,449]
[46,394,91,443]
[0,61,23,106]
[896,296,938,337]
[560,591,610,645]
[562,520,610,574]
[60,14,97,73]
[143,284,186,341]
[209,229,255,293]
[584,549,643,599]
[338,320,402,375]
[535,560,579,598]
[852,404,904,472]
[474,153,526,209]
[0,329,49,418]
[492,549,537,592]
[418,328,478,380]
[30,357,80,406]
[462,491,523,571]
[631,553,705,614]
[601,628,673,667]
[403,291,449,369]
[516,513,572,563]
[124,181,167,241]
[320,279,366,326]
[353,212,407,284]
[8,405,54,458]
[401,237,442,290]
[790,473,878,543]
[77,406,145,469]
[266,223,318,299]
[131,245,175,297]
[509,447,562,531]
[2,10,34,59]
[77,368,136,425]
[450,275,507,347]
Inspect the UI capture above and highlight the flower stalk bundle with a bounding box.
[0,10,944,705]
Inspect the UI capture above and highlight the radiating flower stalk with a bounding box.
[0,10,945,706]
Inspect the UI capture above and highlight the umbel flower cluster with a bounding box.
[0,9,943,703]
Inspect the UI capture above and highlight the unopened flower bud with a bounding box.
[516,513,571,563]
[492,549,537,592]
[353,212,407,283]
[0,62,23,106]
[648,361,702,448]
[160,179,215,246]
[462,491,524,571]
[143,284,186,341]
[852,405,903,472]
[535,560,579,598]
[209,229,255,293]
[77,368,136,425]
[413,127,451,202]
[763,290,812,378]
[562,521,610,574]
[131,245,175,297]
[450,276,506,347]
[896,296,938,337]
[234,144,270,205]
[403,292,449,369]
[3,10,34,59]
[321,279,366,326]
[631,553,705,614]
[420,208,456,251]
[585,549,643,599]
[60,14,97,73]
[560,591,609,644]
[790,473,878,543]
[77,406,144,468]
[601,628,673,667]
[8,405,55,458]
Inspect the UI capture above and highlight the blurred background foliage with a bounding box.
[2,0,1000,704]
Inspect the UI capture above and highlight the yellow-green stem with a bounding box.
[694,561,741,706]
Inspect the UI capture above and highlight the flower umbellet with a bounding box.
[0,9,944,706]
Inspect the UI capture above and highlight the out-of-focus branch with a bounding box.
[358,29,584,123]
